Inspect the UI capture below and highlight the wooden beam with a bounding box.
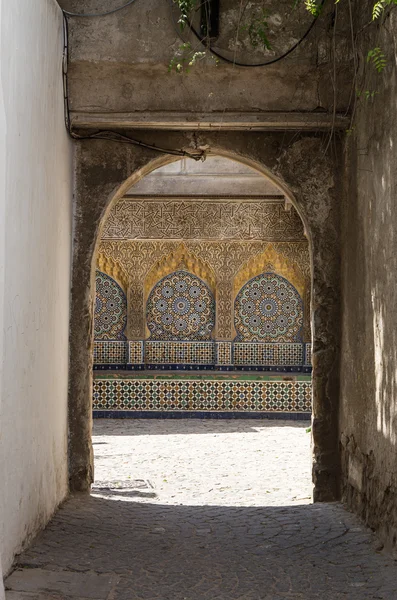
[70,111,350,132]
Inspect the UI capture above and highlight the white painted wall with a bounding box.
[0,0,72,580]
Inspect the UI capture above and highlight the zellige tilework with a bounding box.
[145,341,214,365]
[128,341,144,364]
[93,341,127,364]
[234,343,303,366]
[95,271,127,340]
[234,273,303,343]
[93,377,312,413]
[216,341,233,365]
[146,270,215,341]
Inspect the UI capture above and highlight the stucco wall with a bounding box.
[340,8,397,549]
[0,0,72,577]
[57,0,353,116]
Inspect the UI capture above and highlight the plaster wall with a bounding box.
[340,8,397,549]
[0,0,72,576]
[57,0,353,116]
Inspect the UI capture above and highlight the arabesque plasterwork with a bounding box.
[102,198,306,242]
[97,240,310,340]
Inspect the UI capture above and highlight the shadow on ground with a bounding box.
[5,494,397,600]
[92,418,309,436]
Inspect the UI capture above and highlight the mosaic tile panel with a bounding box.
[93,378,312,412]
[216,342,233,366]
[128,341,144,364]
[146,270,215,341]
[235,273,303,343]
[93,341,127,365]
[145,341,215,365]
[305,343,312,366]
[234,343,304,366]
[95,271,127,340]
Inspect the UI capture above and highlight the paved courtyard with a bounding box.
[5,419,397,599]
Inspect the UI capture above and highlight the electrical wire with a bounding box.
[170,0,327,67]
[62,0,137,18]
[61,10,206,160]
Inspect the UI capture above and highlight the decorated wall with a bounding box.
[91,168,312,417]
[96,197,310,341]
[94,196,311,373]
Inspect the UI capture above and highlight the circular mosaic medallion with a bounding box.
[94,271,127,340]
[147,270,215,340]
[234,273,303,342]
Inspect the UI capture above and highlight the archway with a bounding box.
[68,132,341,502]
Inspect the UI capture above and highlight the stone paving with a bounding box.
[5,419,397,599]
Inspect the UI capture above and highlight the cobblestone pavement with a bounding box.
[5,419,397,599]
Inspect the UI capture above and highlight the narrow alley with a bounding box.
[5,420,397,599]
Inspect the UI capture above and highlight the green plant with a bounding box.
[241,9,272,50]
[304,0,324,17]
[372,0,397,20]
[174,0,197,30]
[367,47,387,72]
[169,42,215,73]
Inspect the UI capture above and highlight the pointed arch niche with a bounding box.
[232,244,310,341]
[143,244,216,339]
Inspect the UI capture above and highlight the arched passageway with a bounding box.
[68,132,341,502]
[8,133,397,600]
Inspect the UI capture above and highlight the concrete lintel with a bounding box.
[70,111,351,132]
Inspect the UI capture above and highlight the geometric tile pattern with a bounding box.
[128,341,144,364]
[93,341,127,364]
[93,340,312,369]
[234,343,304,366]
[305,343,312,366]
[216,341,233,365]
[145,341,215,365]
[146,270,215,341]
[94,271,127,340]
[93,378,312,412]
[235,273,303,343]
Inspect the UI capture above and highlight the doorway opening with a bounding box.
[92,156,312,420]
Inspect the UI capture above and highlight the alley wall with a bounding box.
[340,7,397,549]
[0,0,72,577]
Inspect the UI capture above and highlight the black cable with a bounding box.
[171,0,326,67]
[61,13,206,160]
[62,0,137,18]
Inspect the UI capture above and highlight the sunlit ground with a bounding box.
[92,419,312,506]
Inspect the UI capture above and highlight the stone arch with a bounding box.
[69,133,340,504]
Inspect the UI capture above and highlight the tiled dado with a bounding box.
[234,343,303,366]
[93,341,127,365]
[129,341,144,364]
[216,342,233,366]
[305,343,312,366]
[145,341,215,365]
[93,340,312,370]
[93,378,312,413]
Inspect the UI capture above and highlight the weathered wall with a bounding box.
[0,0,72,576]
[57,0,353,117]
[69,132,341,502]
[340,6,397,550]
